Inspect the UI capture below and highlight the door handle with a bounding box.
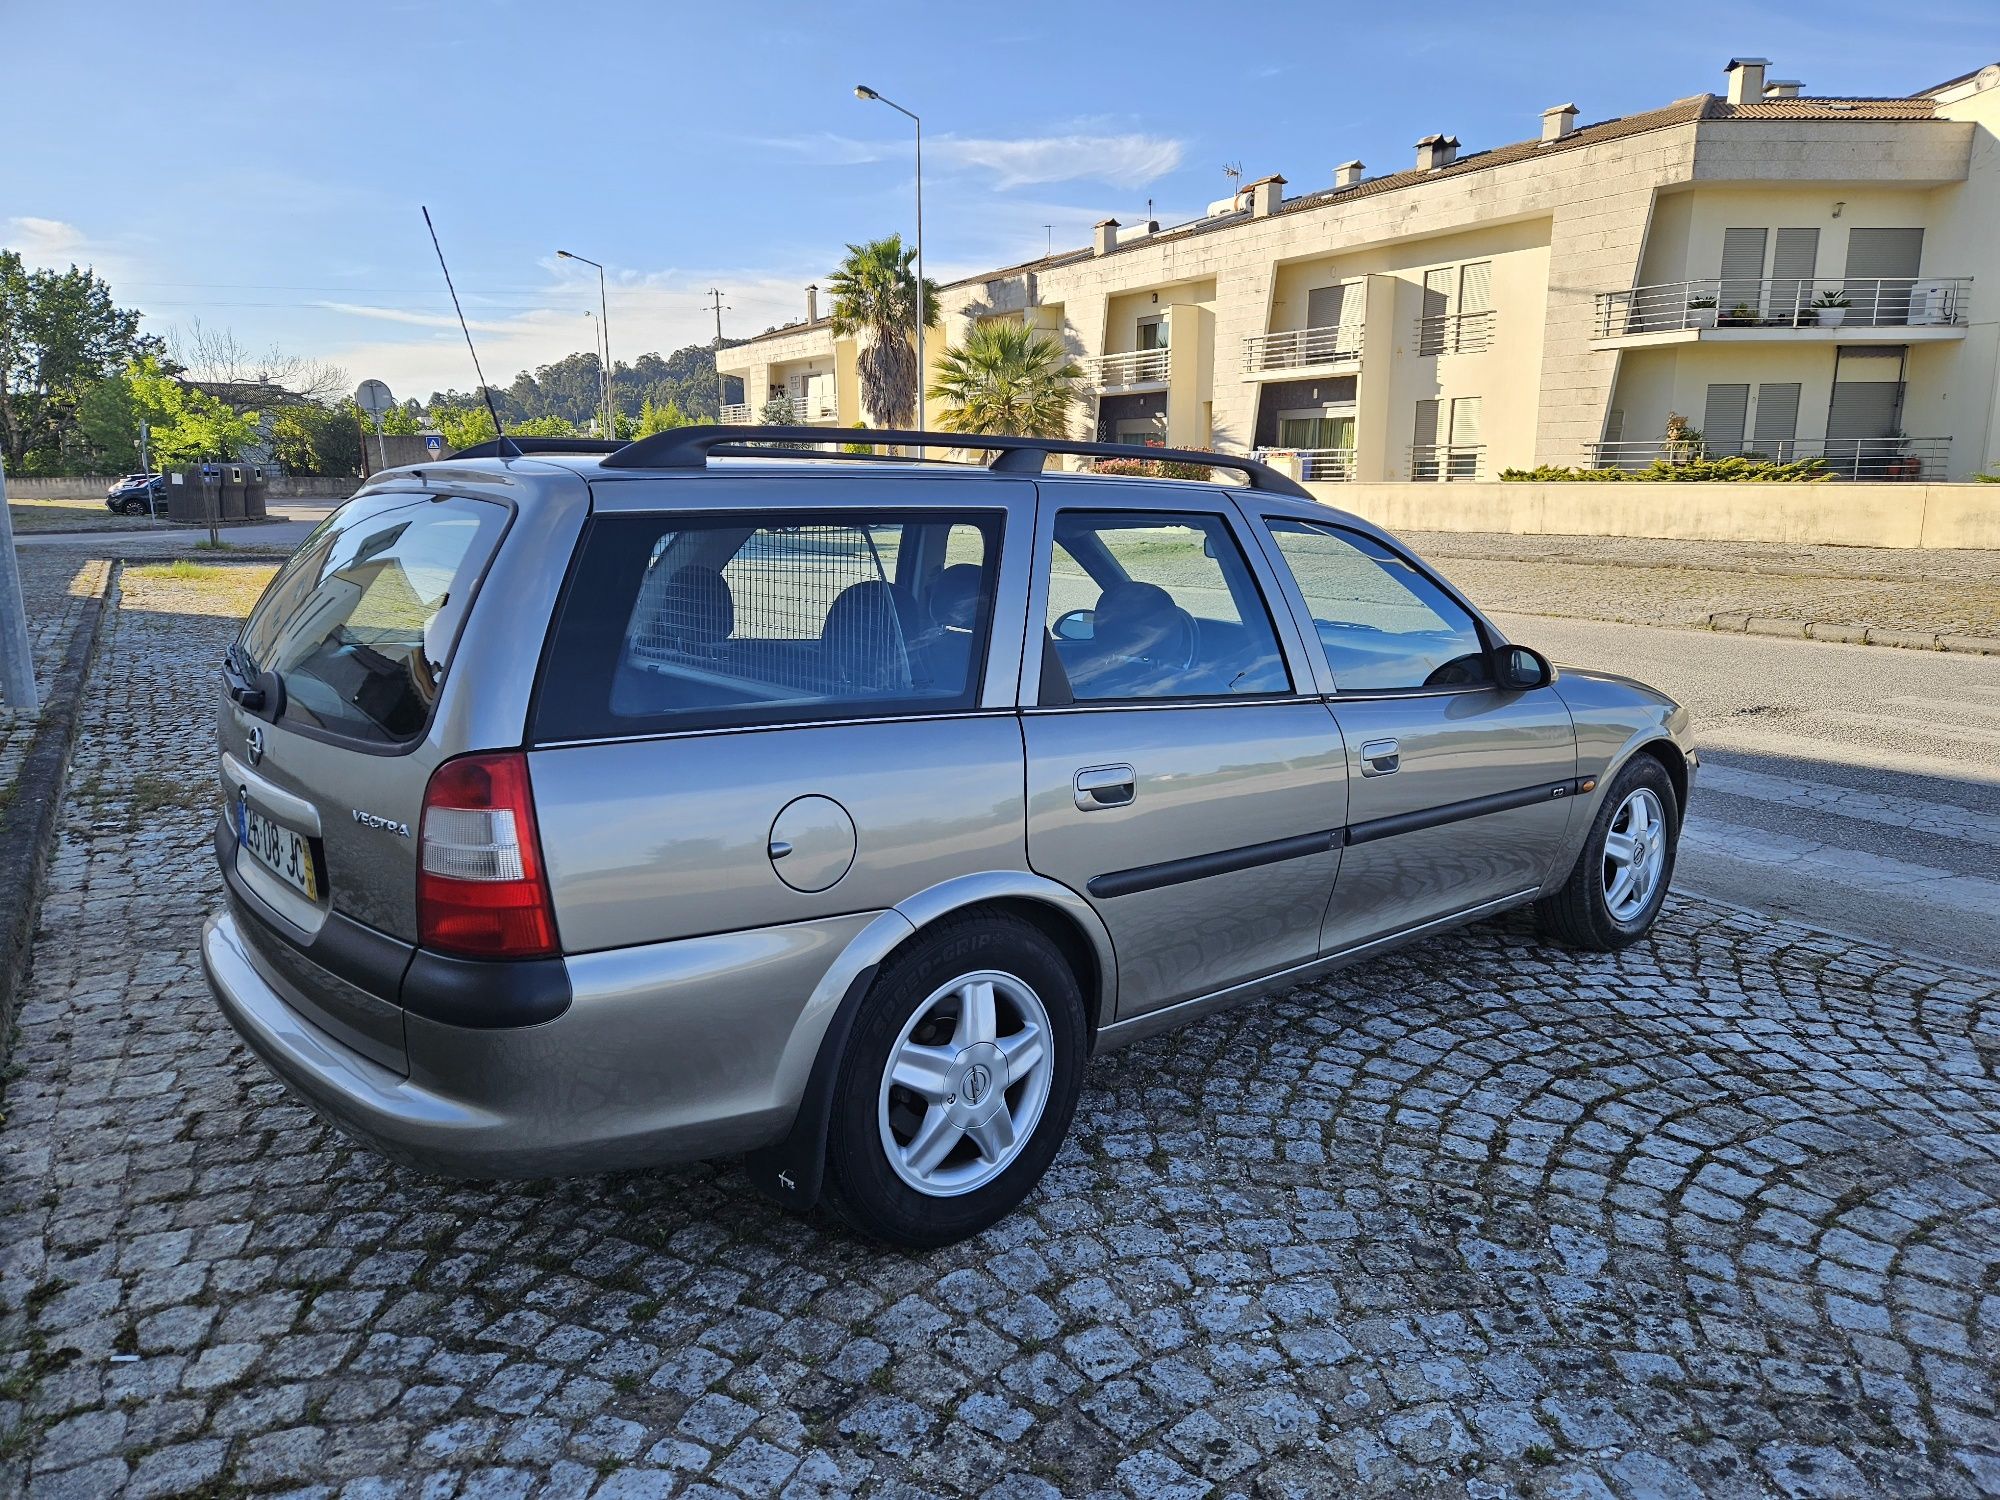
[1360,739,1400,776]
[1074,764,1136,811]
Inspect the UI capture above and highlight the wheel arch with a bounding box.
[741,871,1115,1212]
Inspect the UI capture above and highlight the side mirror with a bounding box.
[1493,644,1553,691]
[1053,608,1096,642]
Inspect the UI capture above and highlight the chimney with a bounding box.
[1540,103,1579,143]
[1247,174,1285,217]
[1764,80,1802,98]
[806,284,818,323]
[1334,159,1364,189]
[1725,57,1769,105]
[1093,218,1119,256]
[1416,133,1459,170]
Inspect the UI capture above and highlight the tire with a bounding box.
[1535,754,1680,951]
[822,912,1086,1248]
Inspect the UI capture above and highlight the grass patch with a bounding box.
[128,560,222,582]
[6,498,155,534]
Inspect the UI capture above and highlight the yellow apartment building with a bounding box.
[718,57,2000,483]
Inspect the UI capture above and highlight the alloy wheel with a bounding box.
[877,969,1054,1197]
[1603,786,1668,923]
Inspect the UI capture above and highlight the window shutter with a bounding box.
[1844,228,1924,325]
[1306,284,1347,328]
[1719,228,1768,313]
[1457,262,1493,314]
[1412,399,1440,447]
[1827,347,1905,440]
[1603,409,1625,444]
[1702,384,1750,455]
[1422,269,1452,320]
[1771,229,1819,321]
[1449,396,1482,447]
[1752,383,1801,455]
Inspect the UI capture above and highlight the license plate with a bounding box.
[238,796,319,901]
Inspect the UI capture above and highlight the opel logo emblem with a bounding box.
[963,1063,992,1107]
[246,724,264,766]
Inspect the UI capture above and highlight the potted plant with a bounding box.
[1719,302,1758,327]
[1686,295,1717,329]
[1812,289,1850,328]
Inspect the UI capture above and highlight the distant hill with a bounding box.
[428,338,746,427]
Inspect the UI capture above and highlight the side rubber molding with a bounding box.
[740,964,879,1209]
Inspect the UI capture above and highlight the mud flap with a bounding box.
[740,964,878,1211]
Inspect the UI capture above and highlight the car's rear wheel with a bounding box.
[1535,755,1679,951]
[822,912,1085,1248]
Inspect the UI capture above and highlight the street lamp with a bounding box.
[557,249,614,438]
[853,84,925,430]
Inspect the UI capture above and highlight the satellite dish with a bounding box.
[354,379,396,418]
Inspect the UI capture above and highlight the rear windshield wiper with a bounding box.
[223,642,284,718]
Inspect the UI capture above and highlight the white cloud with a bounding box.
[755,129,1185,188]
[5,216,88,261]
[936,133,1184,189]
[314,301,526,335]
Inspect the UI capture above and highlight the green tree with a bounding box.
[826,234,939,429]
[75,372,141,472]
[129,356,260,465]
[928,321,1082,439]
[510,414,579,438]
[379,401,423,436]
[760,394,796,425]
[635,396,689,435]
[437,404,498,451]
[270,401,364,476]
[0,249,148,472]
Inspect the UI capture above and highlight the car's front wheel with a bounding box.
[1535,755,1680,950]
[823,912,1085,1248]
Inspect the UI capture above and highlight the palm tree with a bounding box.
[928,321,1083,439]
[825,234,939,429]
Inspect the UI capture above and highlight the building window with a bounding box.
[1418,262,1495,355]
[1412,397,1483,481]
[1136,314,1168,351]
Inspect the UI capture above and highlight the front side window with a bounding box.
[236,493,507,745]
[1043,511,1289,703]
[535,511,999,739]
[1264,519,1491,692]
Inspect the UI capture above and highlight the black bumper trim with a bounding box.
[213,815,571,1030]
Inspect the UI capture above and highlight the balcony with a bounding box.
[1415,309,1494,356]
[1242,325,1362,375]
[1594,278,1971,342]
[719,402,753,423]
[1082,348,1171,390]
[1410,443,1484,481]
[1252,447,1356,481]
[1584,436,1951,482]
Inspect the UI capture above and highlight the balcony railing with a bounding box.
[1595,277,1972,337]
[1415,309,1495,356]
[1252,447,1356,481]
[1410,443,1484,481]
[1584,436,1951,481]
[1242,325,1362,373]
[719,402,753,423]
[1082,348,1172,389]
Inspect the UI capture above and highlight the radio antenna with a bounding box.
[422,206,515,457]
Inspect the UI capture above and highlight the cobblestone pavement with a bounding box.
[1406,532,2000,643]
[0,552,110,795]
[2,569,1999,1500]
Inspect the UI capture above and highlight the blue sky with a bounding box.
[6,0,1994,401]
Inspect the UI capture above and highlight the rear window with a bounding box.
[534,510,1001,740]
[237,493,507,746]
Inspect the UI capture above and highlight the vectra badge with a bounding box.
[352,809,412,838]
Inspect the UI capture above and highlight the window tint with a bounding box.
[1264,520,1491,692]
[1043,511,1289,702]
[535,511,999,739]
[237,493,506,745]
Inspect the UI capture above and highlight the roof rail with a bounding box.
[447,436,628,460]
[598,425,1313,497]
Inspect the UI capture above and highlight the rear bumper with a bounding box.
[202,905,876,1179]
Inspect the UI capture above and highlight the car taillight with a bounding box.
[417,752,559,959]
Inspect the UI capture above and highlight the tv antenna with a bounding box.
[1222,162,1243,191]
[422,206,513,456]
[1044,224,1053,258]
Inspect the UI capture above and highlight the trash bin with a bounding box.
[167,469,205,523]
[245,467,269,520]
[220,464,247,521]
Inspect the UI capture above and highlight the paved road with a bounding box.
[12,500,335,552]
[1501,613,2000,974]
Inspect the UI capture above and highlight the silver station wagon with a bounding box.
[203,427,1695,1247]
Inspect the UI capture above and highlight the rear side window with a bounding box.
[534,510,1001,740]
[237,493,507,746]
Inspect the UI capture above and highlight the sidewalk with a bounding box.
[1410,531,2000,649]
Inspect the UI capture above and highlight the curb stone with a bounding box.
[0,561,116,1068]
[1705,611,2000,655]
